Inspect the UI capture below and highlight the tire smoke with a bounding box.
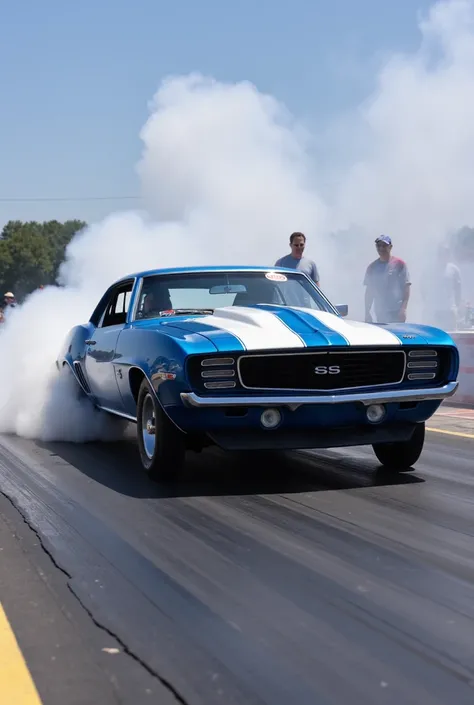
[0,0,472,442]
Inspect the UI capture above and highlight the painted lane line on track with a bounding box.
[427,427,474,439]
[0,602,43,704]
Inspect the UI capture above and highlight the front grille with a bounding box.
[187,346,454,394]
[237,350,406,391]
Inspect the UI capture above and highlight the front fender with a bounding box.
[114,328,199,417]
[383,323,459,380]
[384,322,457,347]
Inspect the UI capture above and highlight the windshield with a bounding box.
[134,270,336,320]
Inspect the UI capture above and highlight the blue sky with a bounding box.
[0,0,433,228]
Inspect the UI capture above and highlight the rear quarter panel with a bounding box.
[57,323,95,368]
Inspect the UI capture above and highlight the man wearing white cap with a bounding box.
[3,292,16,307]
[2,291,16,310]
[0,291,16,323]
[364,235,411,323]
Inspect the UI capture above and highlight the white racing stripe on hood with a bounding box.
[293,309,402,346]
[197,306,305,350]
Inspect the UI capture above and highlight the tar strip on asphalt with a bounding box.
[0,492,178,705]
[0,427,473,704]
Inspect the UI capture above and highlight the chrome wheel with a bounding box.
[136,378,186,481]
[141,393,156,460]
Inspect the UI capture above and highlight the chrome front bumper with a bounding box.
[180,381,459,410]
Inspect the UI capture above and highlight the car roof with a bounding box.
[114,265,303,285]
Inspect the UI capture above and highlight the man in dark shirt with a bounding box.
[364,235,411,323]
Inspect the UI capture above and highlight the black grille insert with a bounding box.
[237,350,406,391]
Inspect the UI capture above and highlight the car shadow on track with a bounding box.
[36,438,425,499]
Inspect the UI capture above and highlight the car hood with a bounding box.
[134,305,452,352]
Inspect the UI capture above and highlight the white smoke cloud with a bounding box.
[0,73,326,442]
[136,73,327,255]
[331,0,474,313]
[0,0,472,442]
[338,1,474,235]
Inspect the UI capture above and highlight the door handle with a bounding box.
[85,339,96,345]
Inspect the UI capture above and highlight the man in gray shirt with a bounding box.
[274,232,320,285]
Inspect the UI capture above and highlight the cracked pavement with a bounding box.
[0,492,176,705]
[0,406,474,704]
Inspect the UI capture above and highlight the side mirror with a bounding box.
[336,304,348,317]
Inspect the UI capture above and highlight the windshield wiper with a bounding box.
[158,308,214,316]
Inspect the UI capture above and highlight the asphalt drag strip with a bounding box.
[0,416,473,705]
[0,491,173,705]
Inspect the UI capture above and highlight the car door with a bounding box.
[83,280,134,410]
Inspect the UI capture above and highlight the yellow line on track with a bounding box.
[427,427,474,439]
[0,602,43,704]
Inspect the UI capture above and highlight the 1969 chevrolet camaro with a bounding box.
[56,265,459,480]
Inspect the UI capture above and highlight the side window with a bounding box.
[101,283,133,328]
[115,290,132,316]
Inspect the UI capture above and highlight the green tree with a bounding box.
[45,219,86,281]
[0,219,87,300]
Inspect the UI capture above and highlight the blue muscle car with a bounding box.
[56,265,459,480]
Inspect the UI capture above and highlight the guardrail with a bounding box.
[447,330,474,407]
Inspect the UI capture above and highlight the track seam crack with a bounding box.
[0,488,189,705]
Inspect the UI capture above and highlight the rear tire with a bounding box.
[136,378,186,481]
[372,422,425,471]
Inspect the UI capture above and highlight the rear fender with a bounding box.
[56,323,97,397]
[56,322,96,367]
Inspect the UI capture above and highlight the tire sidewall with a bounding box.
[136,378,185,479]
[373,421,425,469]
[137,381,159,472]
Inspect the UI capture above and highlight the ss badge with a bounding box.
[314,365,341,375]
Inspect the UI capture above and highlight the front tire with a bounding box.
[136,379,186,481]
[372,422,425,471]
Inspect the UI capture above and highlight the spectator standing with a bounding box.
[364,235,411,323]
[275,232,320,285]
[0,291,16,312]
[0,291,16,324]
[421,244,461,330]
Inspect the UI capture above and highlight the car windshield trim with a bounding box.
[131,270,337,322]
